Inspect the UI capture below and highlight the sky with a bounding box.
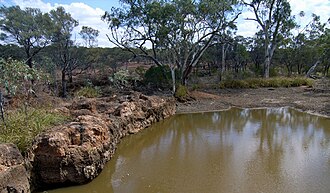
[1,0,330,47]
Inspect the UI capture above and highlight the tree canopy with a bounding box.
[79,26,100,47]
[0,6,53,68]
[244,0,295,78]
[102,0,241,90]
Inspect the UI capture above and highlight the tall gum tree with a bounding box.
[79,26,99,48]
[303,14,330,77]
[102,0,241,92]
[0,6,53,68]
[49,6,78,98]
[244,0,295,78]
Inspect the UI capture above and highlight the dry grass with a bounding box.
[0,107,69,153]
[218,77,314,89]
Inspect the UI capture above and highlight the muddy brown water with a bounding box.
[47,107,330,193]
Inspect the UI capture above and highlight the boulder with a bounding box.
[28,115,111,188]
[0,143,30,193]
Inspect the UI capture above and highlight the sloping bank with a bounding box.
[0,92,176,192]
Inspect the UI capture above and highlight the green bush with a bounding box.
[109,69,132,89]
[135,66,146,79]
[0,107,69,152]
[175,84,188,98]
[75,86,101,98]
[144,66,171,88]
[0,58,45,96]
[269,67,279,77]
[219,79,249,89]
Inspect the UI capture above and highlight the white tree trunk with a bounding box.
[0,91,5,124]
[264,56,270,78]
[170,67,176,93]
[306,60,321,78]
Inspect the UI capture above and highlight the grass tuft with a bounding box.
[0,107,69,153]
[175,84,189,98]
[219,77,313,89]
[74,86,101,98]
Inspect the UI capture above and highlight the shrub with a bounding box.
[0,58,45,96]
[0,107,69,152]
[219,79,249,89]
[135,66,146,79]
[269,67,279,77]
[144,66,171,88]
[109,69,132,89]
[175,84,188,98]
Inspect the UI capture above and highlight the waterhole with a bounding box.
[48,107,330,193]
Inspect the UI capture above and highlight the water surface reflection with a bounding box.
[48,107,330,193]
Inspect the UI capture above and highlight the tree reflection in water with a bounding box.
[47,107,330,193]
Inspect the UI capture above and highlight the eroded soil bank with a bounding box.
[177,87,330,117]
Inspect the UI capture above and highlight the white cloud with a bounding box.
[9,0,330,47]
[54,2,111,47]
[290,0,330,22]
[13,0,53,12]
[236,9,259,38]
[236,0,330,38]
[12,0,112,47]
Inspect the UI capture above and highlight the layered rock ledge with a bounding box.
[0,143,30,193]
[24,92,175,190]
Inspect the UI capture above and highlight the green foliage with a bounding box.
[245,0,295,78]
[79,26,99,47]
[74,86,101,98]
[0,107,69,152]
[0,59,45,96]
[135,66,146,79]
[175,84,188,98]
[0,6,53,68]
[219,79,249,89]
[144,66,171,88]
[109,69,132,89]
[102,0,240,84]
[269,67,279,77]
[219,77,313,89]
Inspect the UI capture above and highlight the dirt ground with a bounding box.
[176,87,330,118]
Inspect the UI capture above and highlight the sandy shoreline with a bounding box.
[176,87,330,118]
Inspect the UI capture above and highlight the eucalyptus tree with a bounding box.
[79,26,99,48]
[217,31,235,81]
[303,14,330,77]
[286,13,330,77]
[248,32,265,75]
[232,36,250,74]
[244,0,295,78]
[321,29,330,76]
[49,6,78,97]
[0,6,53,68]
[102,0,241,92]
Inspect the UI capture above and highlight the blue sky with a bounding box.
[1,0,330,47]
[1,0,121,10]
[43,0,121,10]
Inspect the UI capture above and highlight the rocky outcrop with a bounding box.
[0,143,30,193]
[28,92,175,189]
